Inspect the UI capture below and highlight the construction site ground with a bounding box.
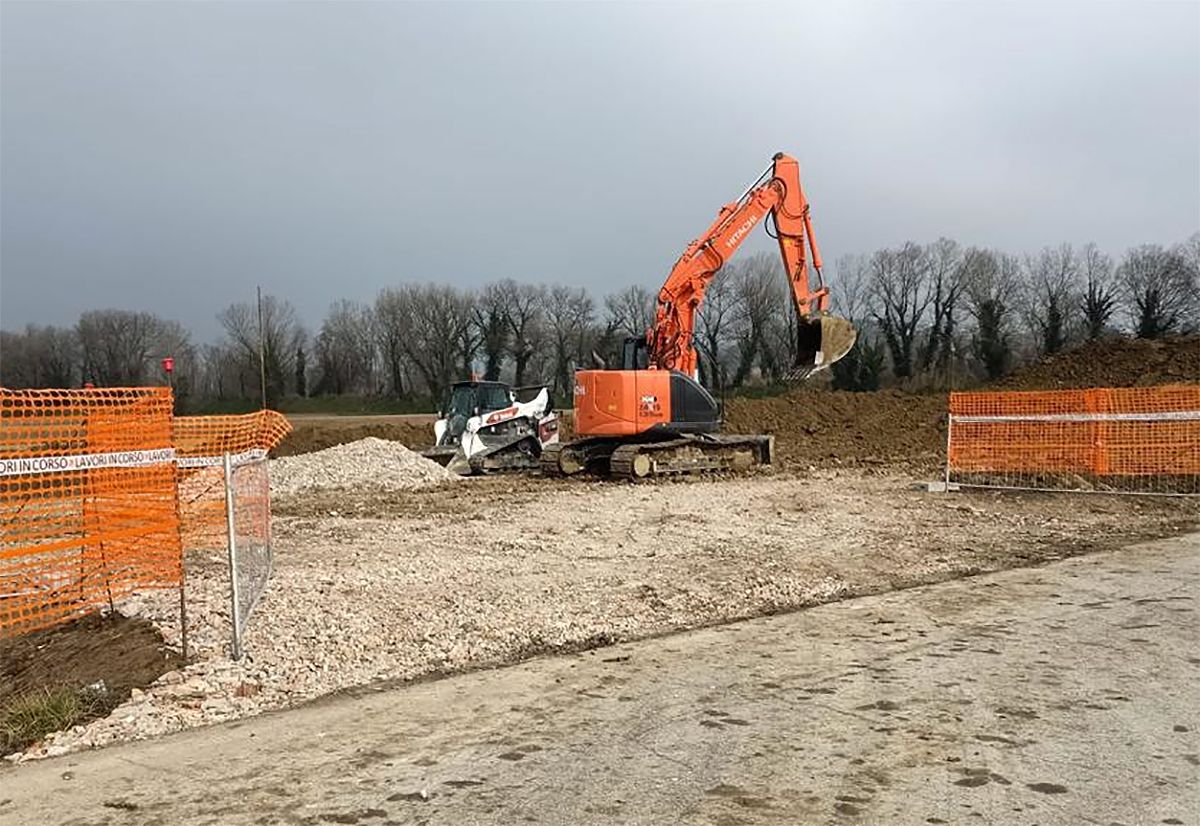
[5,532,1196,826]
[10,466,1196,761]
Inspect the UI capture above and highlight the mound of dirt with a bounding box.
[995,335,1198,391]
[1,613,182,755]
[274,420,431,457]
[725,389,947,471]
[270,436,458,496]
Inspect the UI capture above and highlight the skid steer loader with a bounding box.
[421,380,560,475]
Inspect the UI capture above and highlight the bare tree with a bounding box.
[379,286,458,400]
[543,284,595,397]
[728,253,784,386]
[475,283,509,381]
[919,238,965,372]
[218,295,305,405]
[498,280,548,386]
[962,249,1019,380]
[314,300,377,395]
[604,284,656,339]
[829,254,884,391]
[0,331,30,386]
[196,342,242,400]
[452,289,481,379]
[870,242,932,380]
[1118,244,1196,338]
[374,289,410,398]
[374,284,472,402]
[1079,243,1117,340]
[1178,233,1200,334]
[1021,243,1079,355]
[0,325,79,388]
[694,268,736,389]
[77,310,190,387]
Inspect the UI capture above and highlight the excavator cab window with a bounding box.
[621,337,650,371]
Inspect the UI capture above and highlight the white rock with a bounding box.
[270,438,457,497]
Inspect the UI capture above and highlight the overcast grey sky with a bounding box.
[2,1,1197,342]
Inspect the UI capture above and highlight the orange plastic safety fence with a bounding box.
[174,411,291,552]
[948,385,1200,495]
[0,388,182,637]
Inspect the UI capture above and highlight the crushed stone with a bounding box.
[269,437,457,497]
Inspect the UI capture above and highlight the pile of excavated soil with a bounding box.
[1,613,182,756]
[270,437,458,496]
[725,389,947,471]
[274,420,431,457]
[995,335,1198,391]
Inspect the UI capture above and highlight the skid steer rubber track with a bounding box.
[609,434,774,480]
[540,443,566,476]
[467,436,542,475]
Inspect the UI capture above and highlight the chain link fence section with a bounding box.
[947,385,1200,496]
[0,388,182,637]
[173,412,290,659]
[223,453,272,659]
[174,411,291,554]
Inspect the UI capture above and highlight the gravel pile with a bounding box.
[269,437,457,497]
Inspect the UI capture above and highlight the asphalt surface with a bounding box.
[4,533,1197,826]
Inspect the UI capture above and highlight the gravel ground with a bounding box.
[269,437,458,496]
[9,468,1197,762]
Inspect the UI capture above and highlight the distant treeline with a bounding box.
[2,235,1196,410]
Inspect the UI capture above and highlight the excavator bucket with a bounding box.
[793,315,857,378]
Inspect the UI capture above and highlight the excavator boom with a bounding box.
[649,152,855,377]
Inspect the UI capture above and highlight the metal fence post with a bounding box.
[943,412,954,493]
[223,452,243,660]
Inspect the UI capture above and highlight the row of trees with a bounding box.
[830,236,1198,390]
[2,235,1196,404]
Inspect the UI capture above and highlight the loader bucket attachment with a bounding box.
[793,315,857,379]
[444,448,473,476]
[419,445,460,467]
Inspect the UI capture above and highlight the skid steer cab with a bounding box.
[420,380,559,475]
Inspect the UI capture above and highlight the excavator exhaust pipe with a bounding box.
[793,315,857,379]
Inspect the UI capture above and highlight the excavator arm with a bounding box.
[647,152,854,377]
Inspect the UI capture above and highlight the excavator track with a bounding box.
[609,434,774,480]
[539,441,596,477]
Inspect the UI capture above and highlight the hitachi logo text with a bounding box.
[725,216,758,249]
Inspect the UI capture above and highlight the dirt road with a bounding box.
[4,533,1196,825]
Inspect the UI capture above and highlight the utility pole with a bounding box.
[257,286,267,410]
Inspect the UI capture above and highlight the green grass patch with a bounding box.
[0,686,91,754]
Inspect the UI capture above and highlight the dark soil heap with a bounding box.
[0,614,182,755]
[993,335,1198,390]
[725,389,947,471]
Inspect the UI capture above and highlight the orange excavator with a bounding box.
[542,152,857,479]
